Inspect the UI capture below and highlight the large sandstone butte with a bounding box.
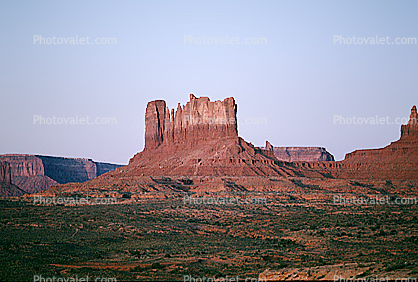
[127,94,311,177]
[0,162,26,197]
[145,94,237,149]
[0,154,123,194]
[262,141,335,162]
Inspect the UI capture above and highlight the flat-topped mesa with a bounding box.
[0,154,122,194]
[145,94,238,149]
[261,141,335,162]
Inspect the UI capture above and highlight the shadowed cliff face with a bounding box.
[37,156,98,184]
[0,162,12,184]
[145,94,237,149]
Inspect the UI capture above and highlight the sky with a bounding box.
[0,0,417,164]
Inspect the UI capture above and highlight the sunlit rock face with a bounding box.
[145,94,237,149]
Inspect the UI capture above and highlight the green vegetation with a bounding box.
[0,197,417,281]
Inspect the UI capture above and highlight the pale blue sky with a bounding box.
[1,0,417,164]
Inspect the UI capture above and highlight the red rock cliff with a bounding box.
[145,94,237,149]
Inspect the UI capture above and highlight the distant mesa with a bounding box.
[261,141,335,162]
[0,154,122,196]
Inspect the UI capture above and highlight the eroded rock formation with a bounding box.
[126,94,309,177]
[145,94,237,149]
[398,105,417,144]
